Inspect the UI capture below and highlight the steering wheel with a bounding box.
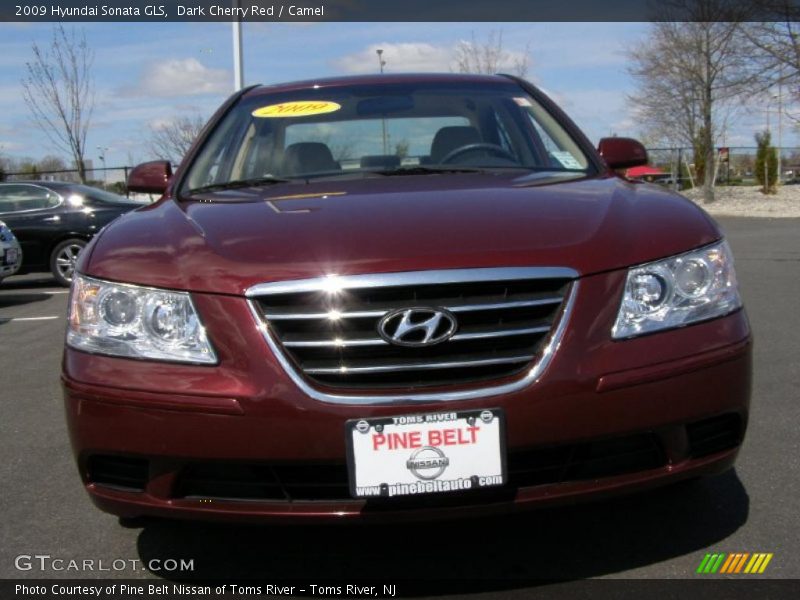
[439,143,517,164]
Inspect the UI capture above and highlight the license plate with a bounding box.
[3,249,18,265]
[346,408,506,499]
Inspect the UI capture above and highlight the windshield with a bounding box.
[182,80,592,193]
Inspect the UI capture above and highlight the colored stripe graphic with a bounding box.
[720,553,737,573]
[702,554,719,574]
[715,554,727,573]
[734,553,750,573]
[709,553,726,573]
[699,552,774,574]
[720,554,736,573]
[697,554,712,574]
[758,554,774,573]
[744,554,761,573]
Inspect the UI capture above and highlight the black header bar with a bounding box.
[3,0,798,23]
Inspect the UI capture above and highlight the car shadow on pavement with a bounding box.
[0,278,61,325]
[1,276,60,290]
[135,469,748,586]
[0,291,52,308]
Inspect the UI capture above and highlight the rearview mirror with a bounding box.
[597,137,648,170]
[357,95,415,116]
[127,160,173,194]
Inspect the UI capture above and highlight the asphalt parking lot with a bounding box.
[1,216,798,588]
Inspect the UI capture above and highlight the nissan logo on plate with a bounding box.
[378,307,458,347]
[406,446,450,480]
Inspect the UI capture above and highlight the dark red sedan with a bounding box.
[62,74,750,523]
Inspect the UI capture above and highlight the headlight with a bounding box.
[0,223,14,242]
[67,274,217,364]
[612,240,742,339]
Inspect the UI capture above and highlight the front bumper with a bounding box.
[0,242,22,278]
[62,270,752,522]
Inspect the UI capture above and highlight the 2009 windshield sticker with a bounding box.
[252,101,341,118]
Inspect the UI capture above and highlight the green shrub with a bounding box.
[755,130,778,194]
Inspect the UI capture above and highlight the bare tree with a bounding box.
[147,115,206,164]
[16,159,40,177]
[452,30,531,78]
[37,154,68,173]
[21,26,95,183]
[0,152,23,178]
[0,150,7,182]
[742,2,800,122]
[627,1,756,203]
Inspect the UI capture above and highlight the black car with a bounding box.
[0,181,144,285]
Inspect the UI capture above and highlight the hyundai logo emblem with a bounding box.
[377,307,458,347]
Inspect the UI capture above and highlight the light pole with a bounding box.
[376,49,388,153]
[777,69,783,185]
[232,0,244,90]
[96,146,108,186]
[376,48,386,73]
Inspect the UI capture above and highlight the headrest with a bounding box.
[283,142,339,175]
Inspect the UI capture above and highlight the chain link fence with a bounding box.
[0,166,133,195]
[643,147,800,190]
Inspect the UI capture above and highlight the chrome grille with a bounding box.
[248,268,576,391]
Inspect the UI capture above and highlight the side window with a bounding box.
[488,103,540,166]
[236,122,279,179]
[0,185,61,213]
[184,112,249,189]
[528,118,561,155]
[0,187,14,213]
[493,112,516,156]
[525,109,588,170]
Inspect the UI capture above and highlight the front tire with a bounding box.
[50,238,87,287]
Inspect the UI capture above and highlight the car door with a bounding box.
[0,184,65,269]
[80,188,143,228]
[62,187,142,239]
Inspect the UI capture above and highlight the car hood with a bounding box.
[84,173,720,295]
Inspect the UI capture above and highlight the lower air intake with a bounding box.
[87,455,149,492]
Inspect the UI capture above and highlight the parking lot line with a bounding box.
[3,316,60,321]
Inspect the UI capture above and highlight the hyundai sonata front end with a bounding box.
[62,74,751,523]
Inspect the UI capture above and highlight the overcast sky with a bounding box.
[0,21,792,168]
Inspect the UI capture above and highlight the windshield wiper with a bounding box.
[512,170,587,187]
[186,176,291,195]
[372,166,483,176]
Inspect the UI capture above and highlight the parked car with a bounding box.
[63,74,750,524]
[0,219,23,283]
[0,182,143,286]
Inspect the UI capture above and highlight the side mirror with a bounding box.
[597,137,648,170]
[127,160,173,194]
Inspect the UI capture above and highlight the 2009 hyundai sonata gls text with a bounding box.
[62,74,751,523]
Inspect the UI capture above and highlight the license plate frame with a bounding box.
[3,248,18,266]
[345,408,506,499]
